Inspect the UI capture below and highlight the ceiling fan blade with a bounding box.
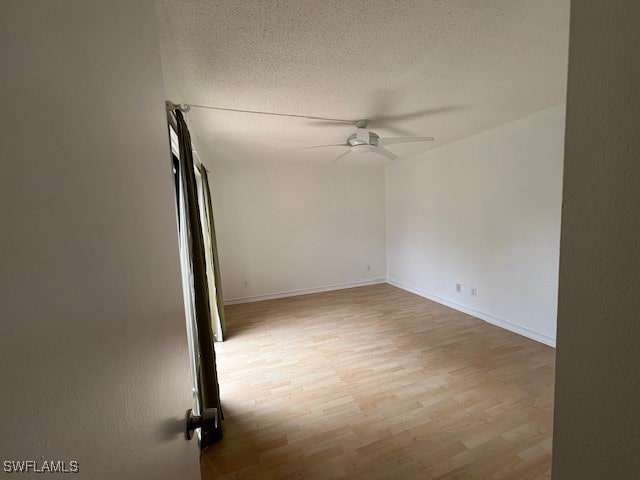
[306,120,357,127]
[332,149,353,163]
[300,144,348,149]
[378,124,414,136]
[378,136,435,146]
[372,106,461,124]
[371,146,398,161]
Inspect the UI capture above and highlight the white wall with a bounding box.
[208,159,386,303]
[386,105,565,346]
[0,2,199,478]
[552,0,640,477]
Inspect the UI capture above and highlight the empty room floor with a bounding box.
[201,284,555,479]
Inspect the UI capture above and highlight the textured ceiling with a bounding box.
[156,0,569,163]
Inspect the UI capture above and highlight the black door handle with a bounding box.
[185,408,218,441]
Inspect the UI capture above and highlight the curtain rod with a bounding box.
[166,101,190,113]
[165,100,352,123]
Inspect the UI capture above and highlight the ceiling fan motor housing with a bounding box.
[348,130,379,147]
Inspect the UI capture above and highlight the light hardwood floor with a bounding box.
[201,284,555,479]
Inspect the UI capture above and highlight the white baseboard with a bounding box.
[223,278,387,305]
[386,277,556,348]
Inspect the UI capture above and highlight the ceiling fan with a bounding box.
[302,119,434,163]
[180,89,452,162]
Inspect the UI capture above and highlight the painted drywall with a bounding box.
[552,1,640,478]
[0,2,199,479]
[206,158,386,303]
[386,105,565,346]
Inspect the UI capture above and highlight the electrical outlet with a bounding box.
[471,288,478,297]
[456,283,462,293]
[243,281,249,288]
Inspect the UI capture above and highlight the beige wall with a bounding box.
[552,1,640,478]
[386,105,565,346]
[208,158,386,303]
[0,1,199,478]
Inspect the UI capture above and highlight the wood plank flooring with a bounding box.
[201,284,555,479]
